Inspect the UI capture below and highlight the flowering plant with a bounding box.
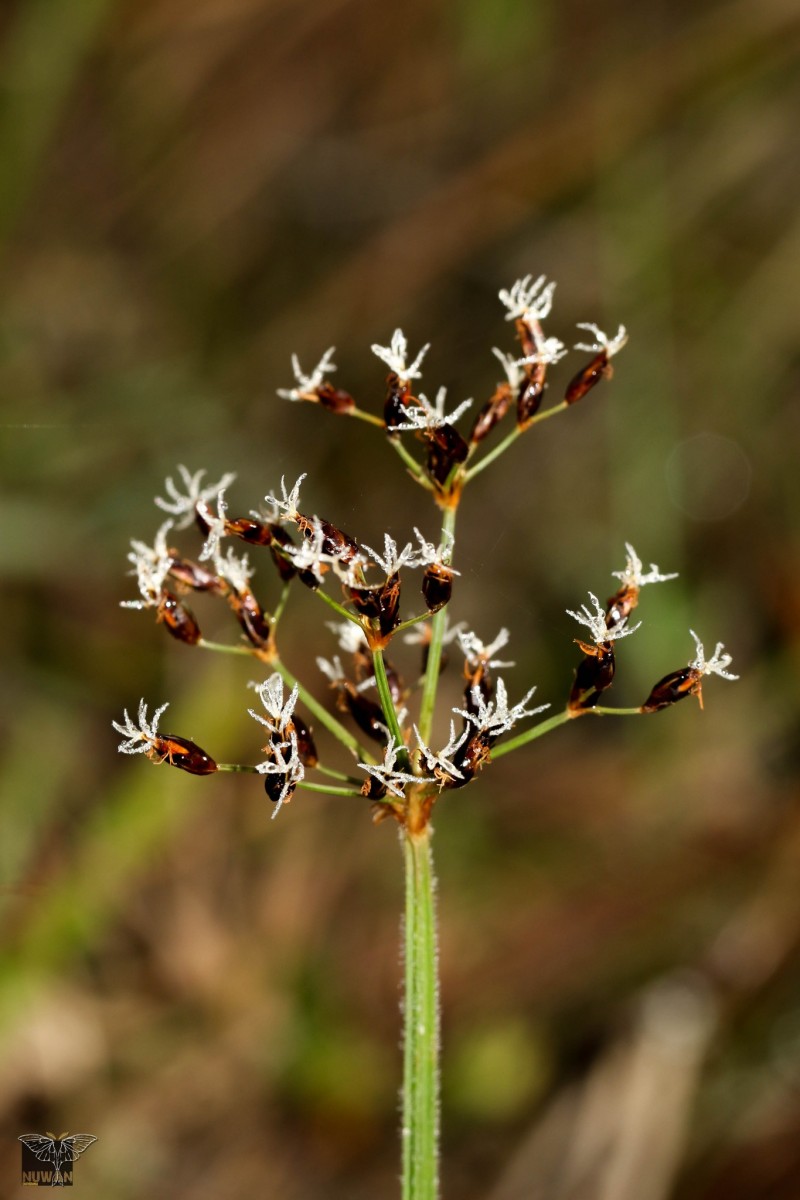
[115,275,736,1198]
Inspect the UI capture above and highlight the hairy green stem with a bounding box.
[402,826,439,1200]
[417,506,458,744]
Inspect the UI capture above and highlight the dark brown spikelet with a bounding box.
[463,669,494,718]
[296,512,361,562]
[291,715,318,768]
[267,526,297,582]
[605,584,639,631]
[263,772,297,806]
[151,734,217,774]
[343,687,389,743]
[515,316,538,358]
[225,516,276,547]
[228,589,272,648]
[167,555,227,595]
[384,373,414,431]
[516,360,547,426]
[349,574,402,637]
[422,563,454,613]
[361,774,388,801]
[567,642,616,711]
[564,351,612,405]
[157,591,202,645]
[449,729,495,788]
[425,423,469,486]
[641,667,703,713]
[315,382,356,414]
[469,383,512,445]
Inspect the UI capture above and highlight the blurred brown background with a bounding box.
[1,0,799,1196]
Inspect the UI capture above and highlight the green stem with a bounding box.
[298,781,364,797]
[313,586,363,624]
[312,763,360,783]
[388,436,433,488]
[491,702,643,759]
[349,406,385,428]
[394,611,434,637]
[491,709,573,758]
[272,581,292,627]
[198,638,252,657]
[463,401,569,483]
[417,507,458,744]
[463,426,520,482]
[402,826,439,1200]
[373,647,409,766]
[217,763,259,772]
[591,706,645,716]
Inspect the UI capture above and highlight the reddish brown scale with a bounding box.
[291,715,318,768]
[641,668,703,713]
[449,730,494,788]
[567,642,616,712]
[263,772,297,806]
[349,574,402,636]
[297,568,322,591]
[422,563,453,613]
[349,583,383,619]
[564,351,612,405]
[167,556,226,594]
[226,517,275,547]
[605,584,639,630]
[516,360,547,425]
[228,590,272,648]
[377,572,402,638]
[469,383,512,445]
[361,774,388,801]
[515,316,538,358]
[315,382,356,414]
[425,423,469,486]
[384,373,414,430]
[150,734,217,775]
[268,526,297,582]
[157,592,202,645]
[463,667,493,716]
[296,512,361,562]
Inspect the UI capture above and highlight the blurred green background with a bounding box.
[1,0,799,1195]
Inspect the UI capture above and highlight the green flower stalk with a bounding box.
[115,273,739,1197]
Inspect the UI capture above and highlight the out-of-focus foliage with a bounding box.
[1,0,799,1195]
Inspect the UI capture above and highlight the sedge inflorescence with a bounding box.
[115,276,737,828]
